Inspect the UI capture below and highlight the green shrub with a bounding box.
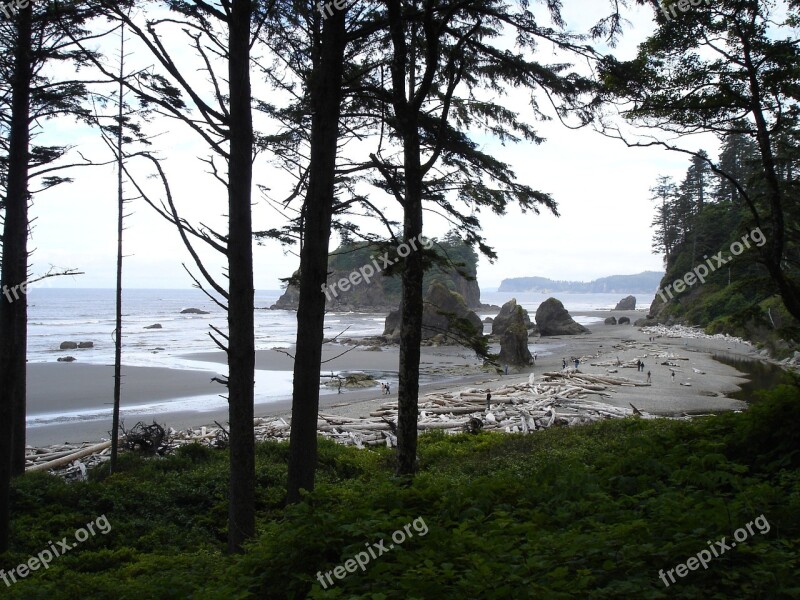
[5,385,800,598]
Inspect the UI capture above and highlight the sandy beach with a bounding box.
[25,308,764,447]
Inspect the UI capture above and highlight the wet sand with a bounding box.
[26,308,762,447]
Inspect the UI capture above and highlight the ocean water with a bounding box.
[26,288,386,368]
[479,291,654,318]
[26,288,650,366]
[23,288,648,426]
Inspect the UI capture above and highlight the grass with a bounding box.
[2,384,799,599]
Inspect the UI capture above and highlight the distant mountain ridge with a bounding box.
[498,271,663,294]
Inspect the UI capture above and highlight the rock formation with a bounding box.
[497,304,533,366]
[383,281,483,345]
[272,238,486,311]
[491,299,532,337]
[618,316,631,325]
[605,316,617,325]
[614,295,637,310]
[535,298,589,336]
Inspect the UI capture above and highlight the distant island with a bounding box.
[272,233,489,312]
[498,271,664,294]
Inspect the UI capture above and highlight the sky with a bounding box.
[23,0,721,294]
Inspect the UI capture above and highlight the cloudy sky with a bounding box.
[25,0,718,294]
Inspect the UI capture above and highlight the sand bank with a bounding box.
[26,308,765,447]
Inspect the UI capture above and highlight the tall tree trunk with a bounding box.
[0,3,33,553]
[226,0,256,553]
[286,6,347,504]
[111,23,125,473]
[386,0,428,476]
[395,126,424,475]
[742,38,800,321]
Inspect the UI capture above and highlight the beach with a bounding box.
[25,308,761,448]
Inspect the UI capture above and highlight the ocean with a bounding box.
[26,288,650,367]
[23,288,650,428]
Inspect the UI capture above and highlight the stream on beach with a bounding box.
[713,353,792,401]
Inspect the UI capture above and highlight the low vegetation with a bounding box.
[3,384,799,599]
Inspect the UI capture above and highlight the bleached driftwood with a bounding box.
[29,371,686,481]
[27,441,112,473]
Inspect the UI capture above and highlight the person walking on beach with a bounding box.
[574,358,579,370]
[385,382,391,395]
[671,371,675,383]
[562,358,567,370]
[486,391,492,410]
[647,370,651,383]
[504,364,509,375]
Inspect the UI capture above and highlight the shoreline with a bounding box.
[25,309,768,448]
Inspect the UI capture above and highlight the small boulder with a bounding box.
[78,342,94,349]
[60,341,78,350]
[604,316,617,325]
[483,317,493,323]
[618,316,631,325]
[614,295,637,310]
[181,308,210,315]
[535,298,589,336]
[144,324,163,329]
[57,356,76,362]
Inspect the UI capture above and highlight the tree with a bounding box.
[284,1,350,503]
[86,0,262,552]
[0,0,94,552]
[713,127,760,206]
[371,0,619,475]
[649,175,678,262]
[600,0,800,319]
[0,1,33,555]
[680,151,713,263]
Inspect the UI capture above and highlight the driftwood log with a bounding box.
[27,372,686,480]
[27,441,112,473]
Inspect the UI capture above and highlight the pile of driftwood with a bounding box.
[642,324,751,345]
[309,371,653,449]
[26,372,662,479]
[26,441,113,481]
